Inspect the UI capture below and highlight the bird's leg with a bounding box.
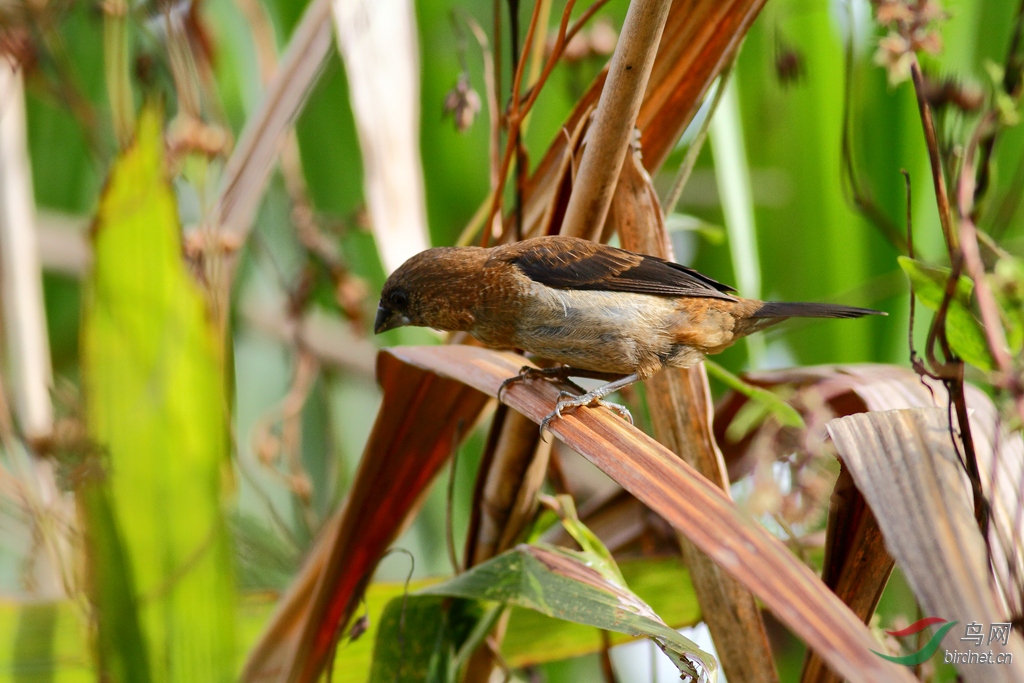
[539,373,641,434]
[497,365,623,403]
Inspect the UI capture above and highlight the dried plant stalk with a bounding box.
[0,58,54,442]
[560,0,673,239]
[614,147,777,683]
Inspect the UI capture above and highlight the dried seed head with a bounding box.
[442,73,481,133]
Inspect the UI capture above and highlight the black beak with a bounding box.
[374,303,411,334]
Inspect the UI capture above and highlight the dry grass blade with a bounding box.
[214,0,332,238]
[332,0,429,274]
[388,345,916,683]
[827,409,1024,682]
[614,146,776,682]
[240,354,491,683]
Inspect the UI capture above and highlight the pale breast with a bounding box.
[501,283,683,375]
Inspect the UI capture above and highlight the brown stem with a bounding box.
[841,16,907,252]
[560,0,674,239]
[910,58,958,260]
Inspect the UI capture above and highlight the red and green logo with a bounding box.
[872,617,959,665]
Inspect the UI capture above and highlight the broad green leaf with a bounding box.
[82,108,236,682]
[501,556,701,668]
[367,596,487,683]
[413,545,716,681]
[0,557,698,681]
[897,256,996,371]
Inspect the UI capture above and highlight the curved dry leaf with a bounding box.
[827,408,1024,682]
[715,363,1024,619]
[387,345,915,683]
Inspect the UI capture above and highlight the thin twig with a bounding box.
[973,0,1024,213]
[841,12,907,252]
[909,57,958,260]
[457,11,500,192]
[958,116,1014,373]
[483,0,550,245]
[662,59,734,218]
[957,114,1024,428]
[483,0,612,243]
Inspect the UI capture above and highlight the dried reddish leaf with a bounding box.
[240,354,490,682]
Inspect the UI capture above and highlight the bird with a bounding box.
[374,235,884,431]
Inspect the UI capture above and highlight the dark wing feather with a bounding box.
[494,235,736,300]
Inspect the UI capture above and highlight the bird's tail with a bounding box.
[751,302,885,319]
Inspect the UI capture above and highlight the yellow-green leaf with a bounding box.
[897,256,996,371]
[82,108,235,683]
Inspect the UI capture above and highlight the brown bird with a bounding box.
[374,235,883,430]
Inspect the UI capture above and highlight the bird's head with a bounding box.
[374,246,485,334]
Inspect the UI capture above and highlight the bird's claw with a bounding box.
[498,365,573,403]
[497,366,535,403]
[538,390,634,436]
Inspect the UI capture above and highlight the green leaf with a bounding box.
[897,256,996,371]
[367,596,485,683]
[705,359,806,436]
[501,556,701,668]
[82,107,236,682]
[542,495,625,586]
[415,545,717,681]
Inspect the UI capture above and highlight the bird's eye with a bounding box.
[389,290,409,309]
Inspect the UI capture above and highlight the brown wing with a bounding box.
[491,235,737,300]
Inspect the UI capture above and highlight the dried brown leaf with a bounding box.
[828,408,1024,682]
[388,345,916,683]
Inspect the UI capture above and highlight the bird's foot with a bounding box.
[498,365,573,403]
[539,389,634,434]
